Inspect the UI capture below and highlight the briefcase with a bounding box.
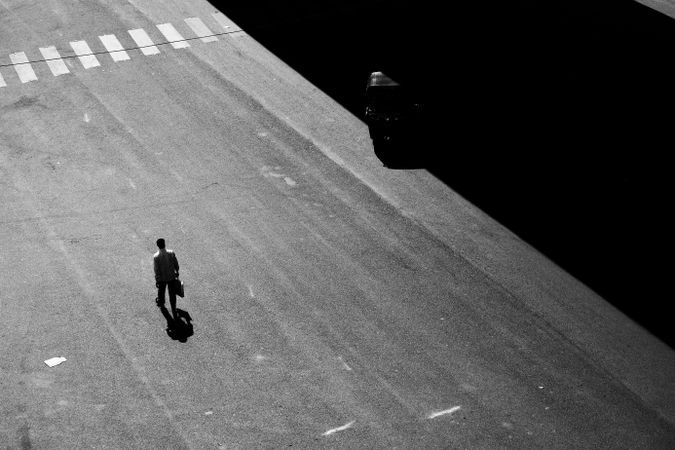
[174,279,184,298]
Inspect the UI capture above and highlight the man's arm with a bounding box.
[153,257,160,285]
[172,253,179,276]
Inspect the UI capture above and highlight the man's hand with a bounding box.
[156,282,160,288]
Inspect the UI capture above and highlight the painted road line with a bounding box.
[99,34,130,62]
[39,46,70,76]
[0,71,6,88]
[322,421,355,436]
[427,406,461,419]
[70,40,101,69]
[184,17,218,43]
[128,28,160,56]
[9,52,38,83]
[211,12,241,33]
[156,23,190,49]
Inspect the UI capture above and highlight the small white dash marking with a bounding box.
[39,46,69,76]
[211,12,240,32]
[284,177,297,186]
[322,421,354,436]
[0,72,6,88]
[184,17,218,43]
[337,356,352,371]
[9,52,38,83]
[128,28,160,55]
[427,406,461,419]
[247,285,254,298]
[99,34,130,62]
[83,113,90,122]
[156,23,190,49]
[70,41,100,69]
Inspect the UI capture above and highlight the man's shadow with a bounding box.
[158,305,194,343]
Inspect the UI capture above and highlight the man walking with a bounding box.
[153,238,180,320]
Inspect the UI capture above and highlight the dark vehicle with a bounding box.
[364,71,420,148]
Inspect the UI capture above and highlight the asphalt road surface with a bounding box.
[1,0,674,448]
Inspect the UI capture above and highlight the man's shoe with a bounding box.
[155,297,164,307]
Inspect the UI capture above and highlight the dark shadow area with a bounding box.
[371,125,431,170]
[372,141,425,170]
[159,305,194,343]
[209,0,673,347]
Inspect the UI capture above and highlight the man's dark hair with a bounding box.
[156,238,166,249]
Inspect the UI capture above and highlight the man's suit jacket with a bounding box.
[154,249,179,283]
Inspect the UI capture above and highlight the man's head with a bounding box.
[156,238,166,249]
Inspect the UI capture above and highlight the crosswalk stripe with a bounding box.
[156,23,190,49]
[2,16,226,87]
[70,40,101,69]
[39,46,70,76]
[9,52,38,83]
[211,12,240,33]
[184,17,218,43]
[99,34,130,62]
[128,28,160,56]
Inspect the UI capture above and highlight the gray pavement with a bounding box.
[636,0,675,19]
[1,1,675,448]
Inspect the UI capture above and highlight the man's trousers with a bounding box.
[157,281,178,319]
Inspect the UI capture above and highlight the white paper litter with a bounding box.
[44,356,67,367]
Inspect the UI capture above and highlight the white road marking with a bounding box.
[156,23,190,49]
[248,285,255,297]
[2,15,225,88]
[337,356,352,371]
[284,177,297,186]
[99,34,130,62]
[83,113,90,122]
[322,421,355,436]
[9,52,38,83]
[128,28,160,56]
[70,40,100,69]
[39,46,69,76]
[184,17,218,43]
[427,406,461,419]
[211,12,240,33]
